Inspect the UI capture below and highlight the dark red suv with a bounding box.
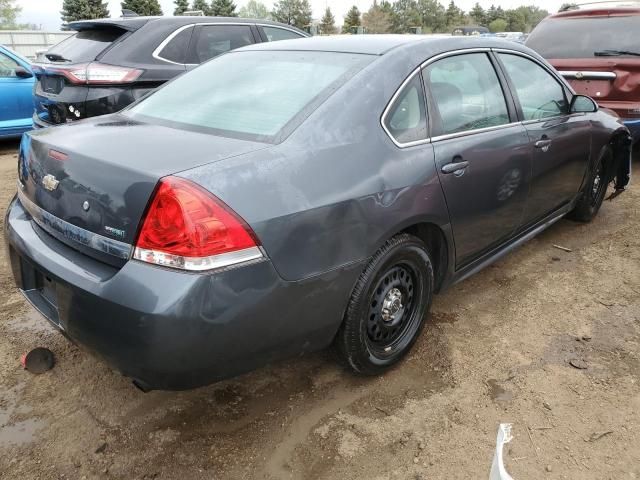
[526,6,640,140]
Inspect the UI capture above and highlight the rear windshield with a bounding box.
[46,27,126,63]
[527,15,640,59]
[126,50,373,142]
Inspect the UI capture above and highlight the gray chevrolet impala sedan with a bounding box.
[5,36,631,390]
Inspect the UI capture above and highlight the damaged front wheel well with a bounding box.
[608,132,632,191]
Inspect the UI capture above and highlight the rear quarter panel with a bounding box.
[181,51,452,281]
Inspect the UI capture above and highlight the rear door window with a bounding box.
[498,53,567,120]
[187,25,255,64]
[157,26,194,64]
[424,53,510,136]
[261,26,304,42]
[45,28,126,63]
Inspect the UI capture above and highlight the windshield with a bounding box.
[46,27,126,63]
[127,50,373,142]
[527,15,640,59]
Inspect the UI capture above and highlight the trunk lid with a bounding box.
[18,114,270,265]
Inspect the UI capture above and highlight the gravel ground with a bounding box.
[0,137,639,480]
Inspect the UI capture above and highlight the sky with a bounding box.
[17,0,564,30]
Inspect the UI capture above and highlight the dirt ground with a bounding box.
[0,137,638,480]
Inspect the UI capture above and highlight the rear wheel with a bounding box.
[335,234,434,376]
[567,147,612,223]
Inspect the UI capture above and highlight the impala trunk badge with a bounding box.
[42,174,59,191]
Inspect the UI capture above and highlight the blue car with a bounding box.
[0,45,34,139]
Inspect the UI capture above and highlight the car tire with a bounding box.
[567,146,612,223]
[335,233,434,376]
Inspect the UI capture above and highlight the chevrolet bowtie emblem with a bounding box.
[42,174,60,191]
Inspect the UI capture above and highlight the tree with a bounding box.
[61,0,109,28]
[445,0,464,27]
[0,0,21,28]
[486,4,498,23]
[342,5,361,33]
[174,0,189,15]
[238,0,270,19]
[505,8,526,32]
[415,0,446,33]
[391,0,419,33]
[319,7,336,34]
[271,0,311,29]
[191,0,210,15]
[211,0,236,16]
[120,0,163,16]
[488,17,507,32]
[469,2,485,25]
[362,0,391,33]
[513,5,548,31]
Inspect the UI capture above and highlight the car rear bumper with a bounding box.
[5,196,358,390]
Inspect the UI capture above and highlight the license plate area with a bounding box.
[40,75,64,95]
[19,257,62,328]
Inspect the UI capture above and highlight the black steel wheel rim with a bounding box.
[366,262,422,356]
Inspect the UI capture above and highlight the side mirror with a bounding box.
[570,94,598,113]
[14,66,33,79]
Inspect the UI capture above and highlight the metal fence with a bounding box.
[0,31,72,60]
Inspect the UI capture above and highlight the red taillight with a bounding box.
[38,62,143,85]
[133,177,263,271]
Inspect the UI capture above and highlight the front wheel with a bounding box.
[567,147,612,223]
[335,234,434,376]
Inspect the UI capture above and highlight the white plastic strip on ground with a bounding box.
[489,423,514,480]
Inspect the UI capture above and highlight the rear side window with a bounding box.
[262,26,304,42]
[425,53,510,136]
[187,25,254,64]
[46,28,125,63]
[383,74,428,145]
[526,15,640,59]
[498,53,567,120]
[157,26,194,64]
[127,51,373,141]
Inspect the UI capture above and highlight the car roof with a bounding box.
[238,34,530,57]
[69,16,307,34]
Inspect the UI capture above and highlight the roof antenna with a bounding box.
[121,9,139,17]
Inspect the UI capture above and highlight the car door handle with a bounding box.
[441,161,469,175]
[535,139,552,150]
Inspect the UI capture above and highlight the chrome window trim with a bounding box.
[256,24,307,37]
[559,70,617,80]
[17,187,133,260]
[381,48,510,149]
[153,22,305,66]
[380,67,430,148]
[422,48,515,141]
[492,48,577,121]
[152,23,195,65]
[430,122,522,143]
[492,48,573,91]
[419,47,491,69]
